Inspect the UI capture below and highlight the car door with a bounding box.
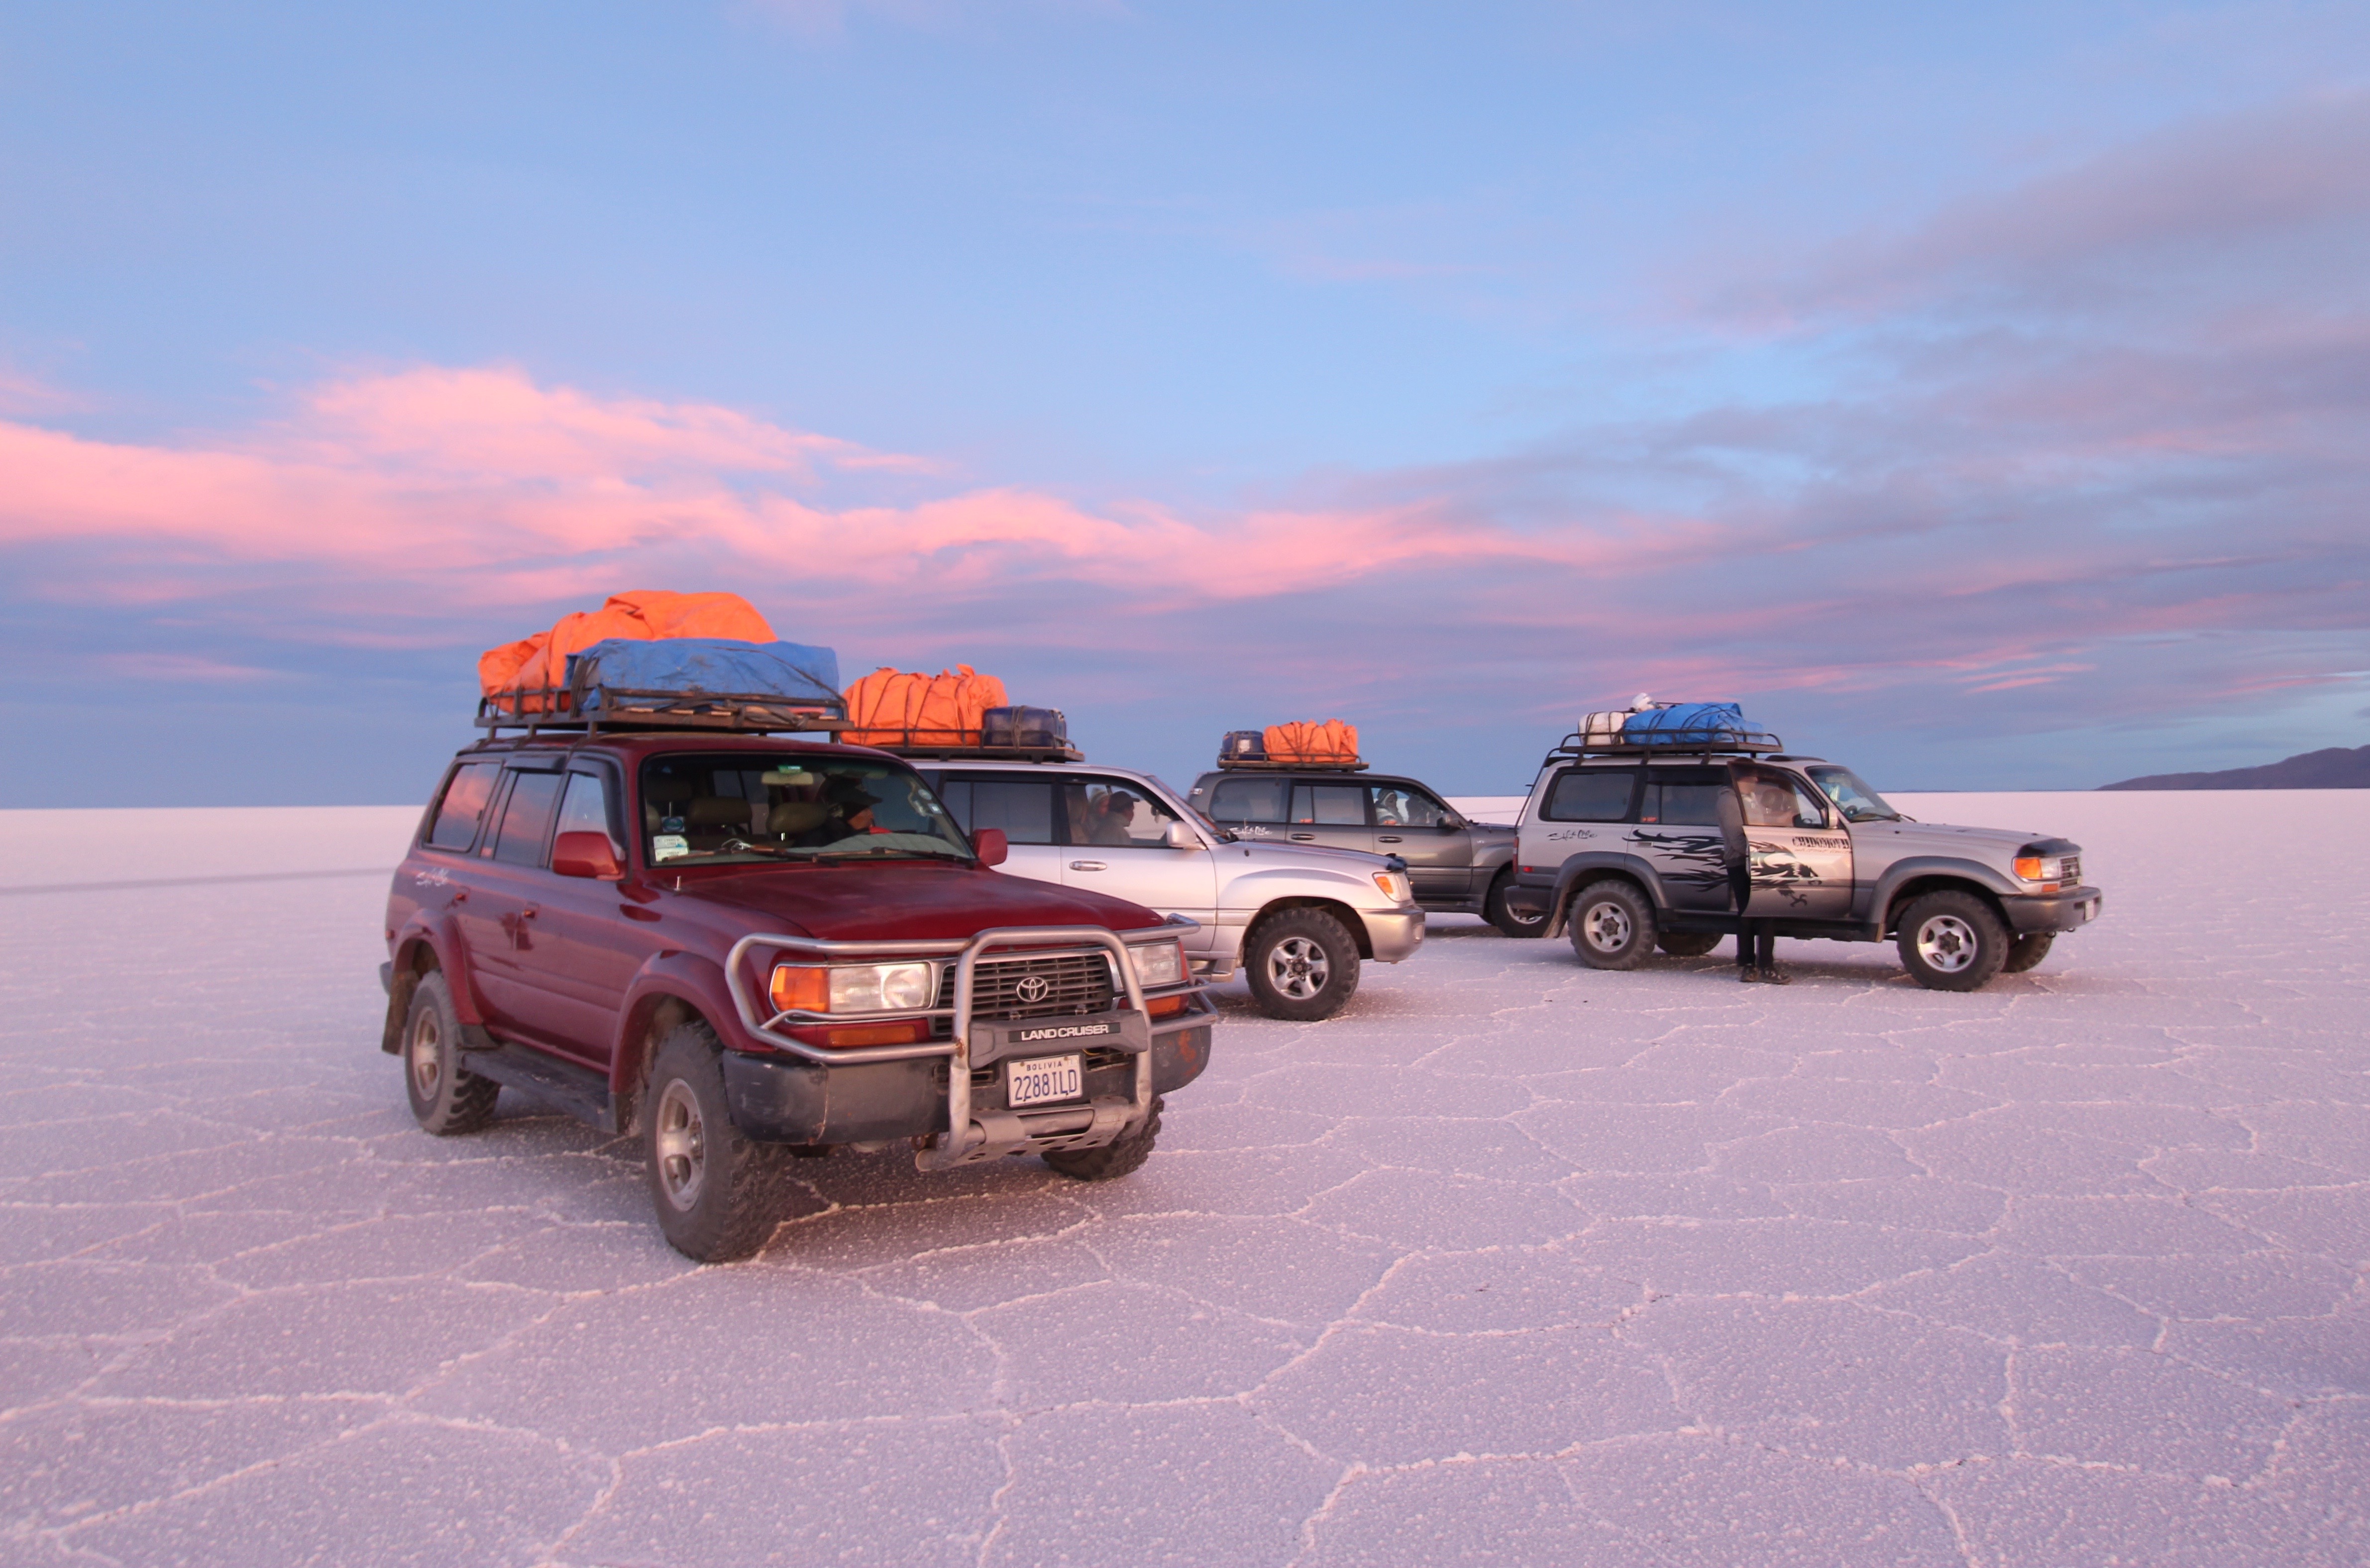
[1631,766,1732,914]
[932,773,1068,888]
[1285,779,1375,855]
[503,766,642,1066]
[1055,775,1219,936]
[1369,779,1470,900]
[1732,763,1853,922]
[454,765,568,1034]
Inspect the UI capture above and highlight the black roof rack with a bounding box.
[1540,727,1786,768]
[1214,756,1368,773]
[866,732,1083,764]
[477,685,850,737]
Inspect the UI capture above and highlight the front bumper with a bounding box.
[2002,885,2105,935]
[722,995,1217,1151]
[1362,907,1427,963]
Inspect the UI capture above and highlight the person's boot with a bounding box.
[1758,964,1792,985]
[1737,965,1761,984]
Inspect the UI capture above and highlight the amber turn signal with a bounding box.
[769,964,828,1013]
[823,1022,928,1047]
[1149,993,1190,1019]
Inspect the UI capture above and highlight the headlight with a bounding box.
[769,962,935,1014]
[2013,856,2066,883]
[1128,940,1186,989]
[1372,870,1412,903]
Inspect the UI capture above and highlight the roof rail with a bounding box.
[1213,756,1368,773]
[864,733,1084,764]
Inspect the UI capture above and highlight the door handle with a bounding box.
[1377,835,1403,843]
[1289,833,1315,841]
[1068,860,1107,871]
[521,904,539,919]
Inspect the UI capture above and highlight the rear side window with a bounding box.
[1640,769,1729,826]
[1371,784,1450,828]
[966,779,1058,845]
[426,763,501,850]
[1542,769,1635,822]
[491,771,565,866]
[1208,777,1289,824]
[1290,783,1367,825]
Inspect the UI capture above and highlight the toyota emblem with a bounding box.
[1015,975,1051,1003]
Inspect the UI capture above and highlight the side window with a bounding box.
[1370,785,1450,828]
[1208,777,1289,825]
[1290,783,1367,826]
[1543,769,1636,822]
[934,779,971,831]
[556,771,624,858]
[426,762,501,850]
[1737,766,1831,829]
[1641,769,1728,826]
[491,771,565,866]
[967,779,1058,845]
[1062,781,1181,848]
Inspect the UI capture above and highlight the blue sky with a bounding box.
[4,1,2367,805]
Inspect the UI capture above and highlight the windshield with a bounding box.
[639,754,972,867]
[1806,765,1902,823]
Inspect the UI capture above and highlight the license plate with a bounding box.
[1007,1054,1084,1108]
[2080,899,2098,923]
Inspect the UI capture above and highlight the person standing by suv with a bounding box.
[1720,770,1792,984]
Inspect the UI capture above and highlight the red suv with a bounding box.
[381,732,1216,1260]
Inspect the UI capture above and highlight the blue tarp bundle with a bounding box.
[1622,701,1750,745]
[564,638,843,710]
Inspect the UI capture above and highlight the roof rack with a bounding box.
[477,685,850,737]
[1540,727,1787,767]
[860,731,1084,764]
[1214,756,1368,773]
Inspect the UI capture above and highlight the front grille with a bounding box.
[933,951,1117,1022]
[2061,856,2082,884]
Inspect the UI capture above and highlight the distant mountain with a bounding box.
[2100,744,2370,791]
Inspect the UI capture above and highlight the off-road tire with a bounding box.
[1896,891,2010,993]
[403,971,500,1136]
[1485,870,1548,939]
[1243,908,1362,1021]
[2002,933,2055,974]
[644,1023,789,1263]
[1043,1096,1163,1182]
[1655,931,1723,958]
[1566,879,1657,970]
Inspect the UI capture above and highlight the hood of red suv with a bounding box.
[673,862,1171,942]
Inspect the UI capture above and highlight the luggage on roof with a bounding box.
[1216,721,1365,770]
[474,591,845,733]
[839,669,1081,759]
[1622,701,1749,745]
[983,705,1068,750]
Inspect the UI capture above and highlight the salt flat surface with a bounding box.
[3,791,2365,1566]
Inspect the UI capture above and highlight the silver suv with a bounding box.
[1185,768,1537,937]
[911,762,1425,1020]
[1501,734,2105,991]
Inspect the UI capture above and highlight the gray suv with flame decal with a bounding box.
[1502,745,2104,991]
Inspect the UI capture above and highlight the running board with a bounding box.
[461,1038,619,1134]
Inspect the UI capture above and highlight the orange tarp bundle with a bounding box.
[1264,719,1360,763]
[842,665,1010,746]
[479,591,776,709]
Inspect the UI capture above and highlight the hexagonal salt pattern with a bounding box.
[1,792,2364,1565]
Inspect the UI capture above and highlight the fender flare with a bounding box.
[382,913,485,1051]
[614,950,749,1096]
[1870,857,2024,929]
[1547,852,1672,934]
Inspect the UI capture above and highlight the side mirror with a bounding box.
[972,828,1009,867]
[552,831,624,881]
[1164,819,1198,850]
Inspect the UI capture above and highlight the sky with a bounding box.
[3,0,2368,806]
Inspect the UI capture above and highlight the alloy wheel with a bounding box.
[408,1013,442,1100]
[1915,914,1980,973]
[653,1078,707,1211]
[1580,900,1632,953]
[1267,935,1331,1000]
